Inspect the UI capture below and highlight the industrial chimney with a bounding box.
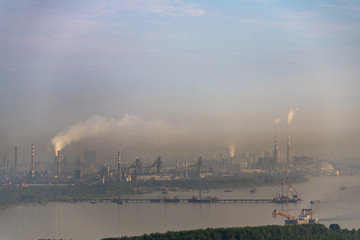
[287,127,291,166]
[274,129,279,165]
[56,150,61,180]
[220,153,224,169]
[14,146,17,176]
[117,151,121,182]
[31,144,34,176]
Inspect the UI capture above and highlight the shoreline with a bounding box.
[0,174,309,209]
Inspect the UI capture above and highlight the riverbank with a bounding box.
[2,176,360,240]
[0,174,307,208]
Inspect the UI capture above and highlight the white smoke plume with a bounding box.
[274,117,280,125]
[50,114,176,153]
[288,108,297,125]
[229,144,236,158]
[51,115,113,153]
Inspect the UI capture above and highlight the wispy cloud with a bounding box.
[281,11,318,20]
[319,3,360,12]
[87,0,206,17]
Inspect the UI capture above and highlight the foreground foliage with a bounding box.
[102,224,360,240]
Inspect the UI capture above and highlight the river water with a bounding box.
[1,176,360,240]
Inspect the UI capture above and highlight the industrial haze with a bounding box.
[0,0,359,165]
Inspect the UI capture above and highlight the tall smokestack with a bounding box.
[57,151,61,180]
[273,117,280,165]
[229,145,235,170]
[117,151,121,182]
[14,146,17,176]
[31,144,34,173]
[274,127,279,165]
[287,108,296,166]
[287,126,291,166]
[220,153,224,169]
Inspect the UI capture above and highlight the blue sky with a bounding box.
[0,0,359,162]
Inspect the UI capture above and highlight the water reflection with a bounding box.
[0,176,360,240]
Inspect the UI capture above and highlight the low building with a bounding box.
[293,156,314,167]
[315,161,335,175]
[258,157,276,169]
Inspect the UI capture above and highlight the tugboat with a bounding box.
[310,200,321,204]
[250,188,257,193]
[272,178,302,203]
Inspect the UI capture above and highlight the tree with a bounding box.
[329,224,341,233]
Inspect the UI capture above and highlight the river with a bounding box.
[0,176,360,240]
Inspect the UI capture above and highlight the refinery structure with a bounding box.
[0,109,353,186]
[0,136,345,186]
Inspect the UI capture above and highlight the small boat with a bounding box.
[310,200,320,204]
[250,188,257,193]
[224,189,232,192]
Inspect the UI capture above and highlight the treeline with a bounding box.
[0,183,134,207]
[102,224,360,240]
[133,173,307,190]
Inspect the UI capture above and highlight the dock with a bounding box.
[62,197,274,204]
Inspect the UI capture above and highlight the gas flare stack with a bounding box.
[56,150,61,180]
[117,151,122,182]
[287,108,295,166]
[287,126,291,166]
[30,144,35,177]
[14,146,17,177]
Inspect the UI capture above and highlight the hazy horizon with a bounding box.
[1,0,359,165]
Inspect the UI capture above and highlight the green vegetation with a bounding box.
[102,224,360,240]
[0,183,134,207]
[133,173,307,190]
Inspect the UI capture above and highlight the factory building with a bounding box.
[293,156,314,167]
[84,150,97,165]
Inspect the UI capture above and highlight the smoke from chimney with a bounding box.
[287,108,297,165]
[274,117,280,125]
[51,115,113,153]
[229,144,235,159]
[50,114,180,154]
[288,108,297,125]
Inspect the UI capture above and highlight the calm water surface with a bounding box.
[1,176,360,240]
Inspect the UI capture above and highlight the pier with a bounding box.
[62,197,274,204]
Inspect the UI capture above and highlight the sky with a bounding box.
[0,0,359,165]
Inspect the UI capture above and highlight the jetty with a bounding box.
[62,197,274,204]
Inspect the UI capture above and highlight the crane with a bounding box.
[286,176,300,200]
[272,210,298,220]
[272,209,318,225]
